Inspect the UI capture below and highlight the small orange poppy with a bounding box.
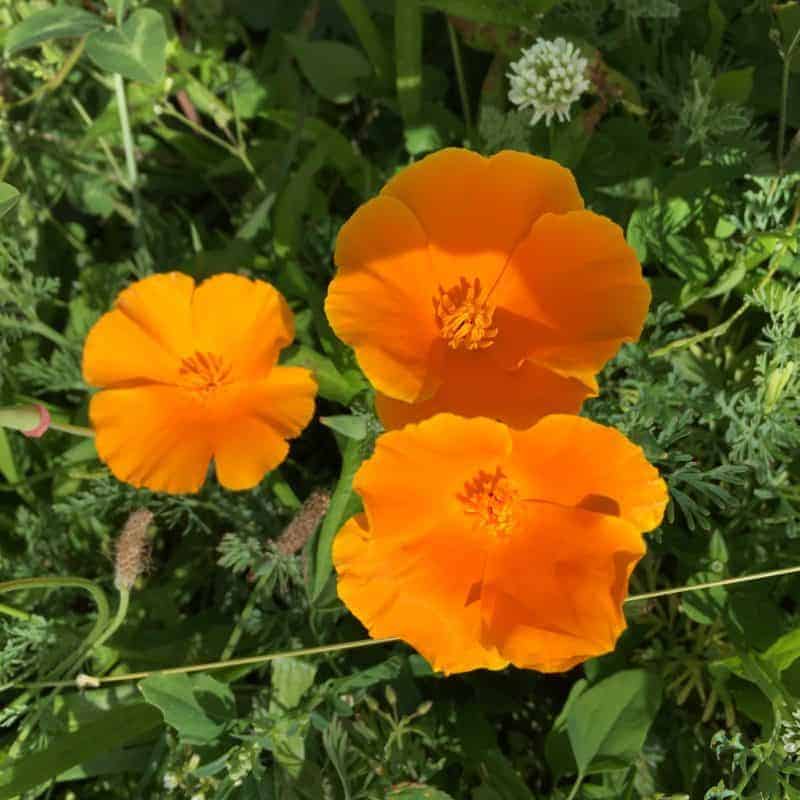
[333,413,667,674]
[325,148,651,429]
[82,272,317,494]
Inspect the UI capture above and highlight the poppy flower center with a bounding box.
[179,351,231,392]
[433,277,497,350]
[458,467,518,534]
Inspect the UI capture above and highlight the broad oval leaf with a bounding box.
[5,6,104,56]
[138,673,235,745]
[284,34,370,103]
[566,669,663,776]
[85,8,167,84]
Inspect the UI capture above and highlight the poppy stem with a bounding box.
[48,421,94,438]
[14,565,800,691]
[625,564,800,603]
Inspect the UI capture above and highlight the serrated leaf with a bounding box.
[566,669,663,776]
[284,34,370,103]
[0,183,20,219]
[5,6,104,55]
[138,673,235,745]
[85,9,167,84]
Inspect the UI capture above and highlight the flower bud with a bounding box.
[0,403,51,438]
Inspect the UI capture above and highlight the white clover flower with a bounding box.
[507,37,591,127]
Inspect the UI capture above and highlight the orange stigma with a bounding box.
[458,467,518,534]
[179,351,231,391]
[434,277,497,350]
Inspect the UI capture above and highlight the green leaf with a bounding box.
[271,656,318,710]
[0,429,19,484]
[5,6,104,55]
[310,434,366,602]
[284,34,370,103]
[566,669,663,776]
[138,673,235,745]
[386,786,455,800]
[473,750,536,800]
[324,655,406,694]
[274,141,329,255]
[85,9,167,84]
[0,183,20,219]
[106,0,130,23]
[283,345,367,404]
[419,0,559,25]
[763,627,800,673]
[337,0,392,86]
[395,0,423,123]
[712,67,754,105]
[320,414,368,440]
[0,703,161,799]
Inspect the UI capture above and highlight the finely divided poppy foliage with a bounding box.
[333,414,668,674]
[82,272,316,494]
[325,148,652,430]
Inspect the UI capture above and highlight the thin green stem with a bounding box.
[447,18,472,140]
[160,106,265,190]
[778,27,800,172]
[624,564,800,603]
[22,637,399,689]
[566,773,584,800]
[113,74,138,190]
[0,601,32,621]
[15,565,800,691]
[90,590,129,653]
[338,0,392,86]
[48,421,94,438]
[221,573,269,661]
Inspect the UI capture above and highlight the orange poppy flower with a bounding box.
[333,413,667,674]
[325,148,651,429]
[82,272,317,494]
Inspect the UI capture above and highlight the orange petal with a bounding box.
[334,513,508,674]
[90,385,213,494]
[82,307,182,388]
[327,195,443,402]
[480,503,645,671]
[191,274,295,380]
[113,272,196,360]
[382,149,584,289]
[375,351,591,430]
[491,211,650,375]
[211,366,317,491]
[354,413,511,539]
[507,415,669,532]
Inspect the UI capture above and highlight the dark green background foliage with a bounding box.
[1,0,800,797]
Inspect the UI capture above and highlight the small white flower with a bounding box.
[163,773,179,790]
[507,37,591,127]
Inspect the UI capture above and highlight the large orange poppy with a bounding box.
[83,272,317,494]
[325,148,651,429]
[333,413,668,674]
